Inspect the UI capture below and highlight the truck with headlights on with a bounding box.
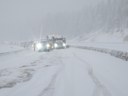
[47,35,67,49]
[32,40,52,52]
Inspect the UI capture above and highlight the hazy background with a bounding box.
[0,0,128,42]
[0,0,101,41]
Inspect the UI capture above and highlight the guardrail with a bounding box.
[70,45,128,61]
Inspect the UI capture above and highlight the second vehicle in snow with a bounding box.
[47,35,67,49]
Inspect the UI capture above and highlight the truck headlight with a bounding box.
[63,43,66,47]
[46,44,50,48]
[54,43,58,48]
[36,43,42,50]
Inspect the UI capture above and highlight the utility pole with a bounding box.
[40,24,43,41]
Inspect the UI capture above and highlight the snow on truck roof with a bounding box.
[47,35,63,38]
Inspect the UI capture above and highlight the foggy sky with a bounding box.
[0,0,101,41]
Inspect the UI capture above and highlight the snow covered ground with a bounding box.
[69,31,128,52]
[69,42,128,52]
[0,44,23,53]
[0,44,128,96]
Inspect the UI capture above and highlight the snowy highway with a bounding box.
[0,45,128,96]
[1,0,128,96]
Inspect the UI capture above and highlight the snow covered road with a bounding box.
[0,47,128,96]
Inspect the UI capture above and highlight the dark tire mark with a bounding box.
[73,53,112,96]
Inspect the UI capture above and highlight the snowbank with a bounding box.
[0,44,24,53]
[71,45,128,61]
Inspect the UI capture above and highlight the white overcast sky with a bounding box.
[0,0,102,41]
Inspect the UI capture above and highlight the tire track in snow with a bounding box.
[0,55,53,89]
[38,56,63,96]
[73,53,112,96]
[38,69,60,96]
[0,68,34,89]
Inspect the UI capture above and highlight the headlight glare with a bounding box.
[63,43,66,47]
[54,43,58,48]
[46,43,50,48]
[36,43,42,50]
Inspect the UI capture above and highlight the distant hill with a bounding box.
[73,29,128,43]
